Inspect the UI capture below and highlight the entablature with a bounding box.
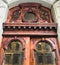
[3,23,57,36]
[3,23,57,30]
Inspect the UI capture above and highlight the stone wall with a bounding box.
[52,1,60,43]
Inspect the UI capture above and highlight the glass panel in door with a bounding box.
[4,40,24,65]
[34,42,56,65]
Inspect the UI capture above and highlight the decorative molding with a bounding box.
[6,3,53,23]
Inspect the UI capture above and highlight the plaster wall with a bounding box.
[52,1,60,42]
[3,0,56,8]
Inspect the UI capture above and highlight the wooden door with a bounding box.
[4,37,56,65]
[30,37,56,65]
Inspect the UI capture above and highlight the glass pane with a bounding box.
[13,54,20,64]
[7,41,22,52]
[37,53,43,64]
[12,42,16,51]
[13,53,24,65]
[36,42,52,52]
[15,43,20,50]
[45,53,53,64]
[36,43,41,50]
[5,54,12,64]
[24,12,36,21]
[45,43,51,51]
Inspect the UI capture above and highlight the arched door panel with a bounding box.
[31,39,56,65]
[4,40,24,65]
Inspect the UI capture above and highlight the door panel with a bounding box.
[30,37,56,65]
[4,40,24,65]
[4,37,56,65]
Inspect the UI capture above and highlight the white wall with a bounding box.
[0,0,8,44]
[4,0,56,9]
[52,1,60,43]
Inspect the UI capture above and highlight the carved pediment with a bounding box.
[6,3,53,23]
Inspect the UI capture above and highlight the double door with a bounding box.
[4,37,55,65]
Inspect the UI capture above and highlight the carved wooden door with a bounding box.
[1,3,60,65]
[4,37,56,65]
[30,37,56,65]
